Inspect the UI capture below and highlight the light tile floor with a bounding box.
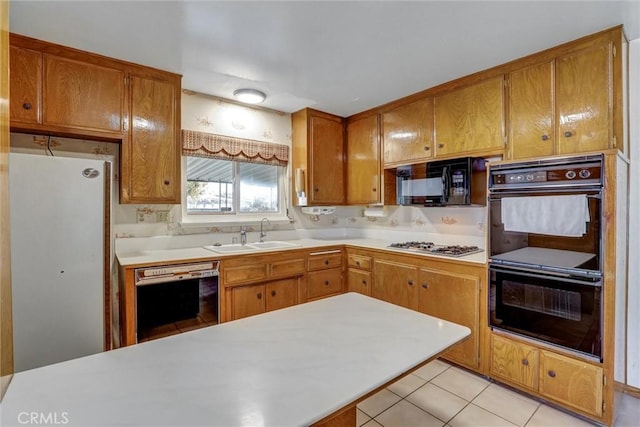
[356,359,640,427]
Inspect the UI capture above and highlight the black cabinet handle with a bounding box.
[424,146,430,151]
[422,283,428,289]
[522,358,529,366]
[438,143,445,149]
[324,260,329,265]
[22,102,31,110]
[257,293,262,300]
[564,131,573,138]
[355,261,360,266]
[362,280,367,285]
[541,134,549,141]
[271,291,276,297]
[548,370,556,378]
[408,280,414,286]
[164,179,170,185]
[324,280,329,286]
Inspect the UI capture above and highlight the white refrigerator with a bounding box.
[9,153,108,372]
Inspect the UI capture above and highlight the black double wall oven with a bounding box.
[488,155,604,360]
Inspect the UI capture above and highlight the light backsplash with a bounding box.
[9,91,487,247]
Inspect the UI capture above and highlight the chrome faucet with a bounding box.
[260,218,271,242]
[239,226,247,246]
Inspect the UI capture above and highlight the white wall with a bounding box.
[627,38,640,388]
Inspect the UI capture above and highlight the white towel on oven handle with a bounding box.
[501,194,590,237]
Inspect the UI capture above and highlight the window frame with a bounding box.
[180,156,290,225]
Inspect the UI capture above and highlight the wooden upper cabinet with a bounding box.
[346,114,380,205]
[508,61,555,159]
[434,76,504,157]
[556,43,612,155]
[292,108,345,205]
[120,73,181,204]
[9,45,42,124]
[381,97,434,166]
[43,54,125,132]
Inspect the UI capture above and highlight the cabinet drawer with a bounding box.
[539,350,603,417]
[307,269,343,299]
[270,258,305,279]
[223,264,268,285]
[347,254,372,270]
[490,334,538,390]
[308,251,343,271]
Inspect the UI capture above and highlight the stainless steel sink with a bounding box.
[203,241,301,253]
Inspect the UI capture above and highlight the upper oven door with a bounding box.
[488,189,602,277]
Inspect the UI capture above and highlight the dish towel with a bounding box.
[501,195,590,237]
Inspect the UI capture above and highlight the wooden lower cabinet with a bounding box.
[539,350,603,417]
[490,333,539,389]
[489,333,604,418]
[347,269,371,296]
[417,268,480,369]
[372,260,418,310]
[307,268,343,300]
[230,277,299,321]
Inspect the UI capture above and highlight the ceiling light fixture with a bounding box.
[233,88,266,104]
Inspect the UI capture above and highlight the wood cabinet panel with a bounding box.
[230,284,265,320]
[433,76,504,157]
[490,334,539,390]
[372,260,418,310]
[266,278,298,312]
[347,254,372,271]
[43,54,124,132]
[556,44,611,155]
[270,258,305,279]
[307,268,342,300]
[417,268,479,369]
[309,114,345,204]
[308,252,343,271]
[346,114,380,204]
[223,263,268,285]
[9,45,41,124]
[122,74,180,203]
[539,350,603,417]
[382,97,434,166]
[347,269,371,296]
[508,61,555,159]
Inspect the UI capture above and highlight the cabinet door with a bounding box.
[556,44,612,154]
[382,97,434,166]
[539,350,603,416]
[10,45,41,124]
[307,268,343,300]
[417,268,479,368]
[121,74,180,203]
[434,77,504,157]
[347,269,372,296]
[231,284,265,320]
[309,114,344,204]
[508,62,555,159]
[372,260,418,310]
[346,114,380,204]
[43,54,125,132]
[266,278,298,312]
[490,334,538,390]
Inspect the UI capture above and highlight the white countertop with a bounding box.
[116,238,487,267]
[0,293,470,427]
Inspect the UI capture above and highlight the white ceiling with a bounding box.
[9,1,640,117]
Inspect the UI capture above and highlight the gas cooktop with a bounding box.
[388,241,484,258]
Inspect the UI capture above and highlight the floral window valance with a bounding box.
[182,129,289,167]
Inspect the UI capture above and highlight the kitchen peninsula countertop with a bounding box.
[116,237,487,267]
[0,293,470,427]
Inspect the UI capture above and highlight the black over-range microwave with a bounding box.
[396,157,487,206]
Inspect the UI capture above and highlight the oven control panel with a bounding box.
[491,161,602,188]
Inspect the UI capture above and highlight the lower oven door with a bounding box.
[489,265,602,360]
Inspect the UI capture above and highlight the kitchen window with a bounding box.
[185,156,282,215]
[181,130,290,221]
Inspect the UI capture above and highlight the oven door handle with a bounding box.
[489,265,603,287]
